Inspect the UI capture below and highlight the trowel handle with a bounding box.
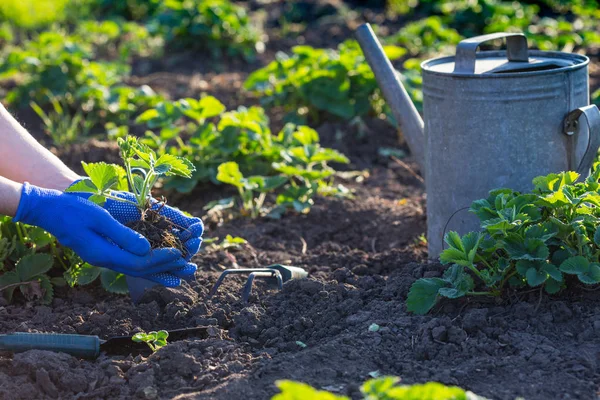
[564,105,600,177]
[454,32,529,74]
[0,333,100,358]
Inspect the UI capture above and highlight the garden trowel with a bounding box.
[0,326,210,359]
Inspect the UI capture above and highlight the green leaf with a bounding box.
[0,271,19,302]
[64,263,101,287]
[438,264,474,298]
[216,162,244,188]
[594,226,600,246]
[155,154,195,178]
[38,275,53,305]
[81,162,120,192]
[502,234,549,261]
[526,267,547,287]
[16,253,53,281]
[100,269,128,294]
[559,256,589,275]
[293,126,319,145]
[579,263,600,284]
[273,380,349,400]
[382,45,407,60]
[406,278,446,315]
[65,178,98,194]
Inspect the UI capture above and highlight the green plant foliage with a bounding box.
[0,215,130,302]
[133,96,352,218]
[132,330,168,352]
[272,377,487,400]
[67,136,195,212]
[0,0,70,29]
[244,40,405,123]
[407,170,600,314]
[151,0,263,60]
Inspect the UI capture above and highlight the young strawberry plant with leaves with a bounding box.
[132,330,168,352]
[407,170,600,314]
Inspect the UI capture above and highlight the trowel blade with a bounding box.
[126,276,157,304]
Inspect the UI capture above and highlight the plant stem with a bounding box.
[467,290,500,296]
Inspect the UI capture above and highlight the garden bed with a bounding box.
[2,120,600,399]
[1,1,600,399]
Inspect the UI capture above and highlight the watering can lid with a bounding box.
[422,32,588,76]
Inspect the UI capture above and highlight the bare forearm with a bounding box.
[0,176,22,216]
[0,104,79,190]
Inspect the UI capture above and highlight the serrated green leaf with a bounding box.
[526,267,547,287]
[217,162,244,188]
[540,263,562,281]
[444,231,464,252]
[64,263,101,287]
[16,253,53,281]
[100,269,128,294]
[155,153,195,178]
[81,162,120,192]
[274,380,349,400]
[406,278,446,315]
[65,178,98,194]
[579,263,600,284]
[560,256,589,275]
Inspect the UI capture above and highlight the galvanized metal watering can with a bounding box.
[356,24,600,259]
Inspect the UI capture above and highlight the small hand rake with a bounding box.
[208,264,308,302]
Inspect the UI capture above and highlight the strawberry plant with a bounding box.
[132,330,168,352]
[134,96,352,214]
[272,376,487,400]
[67,135,195,252]
[150,0,263,60]
[244,40,405,123]
[407,170,600,314]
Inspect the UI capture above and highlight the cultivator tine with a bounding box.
[208,268,259,297]
[208,265,304,303]
[241,270,283,302]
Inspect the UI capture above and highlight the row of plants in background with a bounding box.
[130,96,353,217]
[244,40,405,124]
[407,170,600,314]
[0,216,129,305]
[272,376,486,400]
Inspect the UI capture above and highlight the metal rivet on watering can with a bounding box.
[356,24,600,259]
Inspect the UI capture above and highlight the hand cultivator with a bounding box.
[208,264,308,302]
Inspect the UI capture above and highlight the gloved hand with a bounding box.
[66,184,203,285]
[14,183,189,284]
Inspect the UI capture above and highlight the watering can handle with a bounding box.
[564,105,600,176]
[454,32,529,74]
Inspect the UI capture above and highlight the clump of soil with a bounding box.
[125,208,186,256]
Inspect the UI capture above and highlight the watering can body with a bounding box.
[356,26,600,259]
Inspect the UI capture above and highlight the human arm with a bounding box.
[0,103,79,190]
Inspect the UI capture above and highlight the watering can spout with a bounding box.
[355,23,425,172]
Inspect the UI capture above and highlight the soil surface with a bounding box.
[2,1,600,400]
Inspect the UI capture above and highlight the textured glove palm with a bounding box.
[67,188,203,286]
[14,183,188,282]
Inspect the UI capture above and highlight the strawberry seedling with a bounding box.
[132,330,168,352]
[67,135,195,254]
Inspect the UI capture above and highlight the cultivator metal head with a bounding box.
[208,264,308,302]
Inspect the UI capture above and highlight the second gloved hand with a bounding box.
[66,185,203,285]
[14,183,191,286]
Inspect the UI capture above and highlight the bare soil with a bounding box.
[1,1,600,399]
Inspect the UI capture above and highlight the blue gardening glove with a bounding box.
[101,192,204,262]
[66,185,203,285]
[14,183,188,282]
